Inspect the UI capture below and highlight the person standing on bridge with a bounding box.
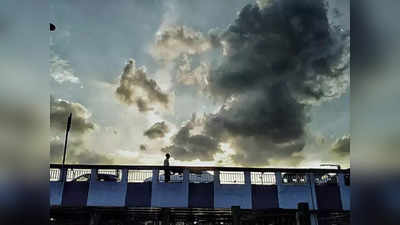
[164,153,171,182]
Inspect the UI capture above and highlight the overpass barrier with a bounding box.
[49,164,350,211]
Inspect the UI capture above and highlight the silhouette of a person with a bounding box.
[164,153,171,183]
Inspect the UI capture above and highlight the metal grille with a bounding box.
[220,171,245,184]
[97,169,122,182]
[281,173,307,184]
[251,172,276,185]
[50,168,60,182]
[128,170,153,183]
[159,170,184,183]
[189,171,214,183]
[66,169,91,182]
[314,173,338,185]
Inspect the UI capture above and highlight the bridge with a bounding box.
[50,164,350,225]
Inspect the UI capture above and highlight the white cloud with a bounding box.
[50,54,81,84]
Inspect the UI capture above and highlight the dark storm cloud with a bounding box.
[204,84,309,166]
[144,121,169,139]
[162,0,349,166]
[162,115,221,161]
[203,0,349,166]
[209,0,349,102]
[50,95,95,133]
[330,135,350,158]
[50,138,113,164]
[115,59,170,112]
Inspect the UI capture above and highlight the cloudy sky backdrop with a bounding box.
[50,0,349,168]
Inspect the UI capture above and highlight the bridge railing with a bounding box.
[49,164,350,210]
[49,164,349,184]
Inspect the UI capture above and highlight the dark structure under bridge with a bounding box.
[50,164,350,225]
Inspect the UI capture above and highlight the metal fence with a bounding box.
[189,171,214,183]
[159,170,184,183]
[50,168,60,182]
[251,172,276,185]
[314,173,338,185]
[128,170,153,183]
[281,173,308,184]
[219,171,245,184]
[97,169,122,182]
[66,169,91,182]
[49,164,348,185]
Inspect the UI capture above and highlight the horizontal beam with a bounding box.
[50,164,349,174]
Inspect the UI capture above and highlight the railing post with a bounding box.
[121,169,128,183]
[214,170,220,185]
[308,173,318,210]
[275,171,282,186]
[90,169,98,184]
[60,167,68,182]
[152,169,159,184]
[275,171,283,209]
[338,172,350,210]
[244,171,251,185]
[183,168,189,183]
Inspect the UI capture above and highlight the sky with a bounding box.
[50,0,350,168]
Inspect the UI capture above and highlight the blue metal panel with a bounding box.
[189,183,214,208]
[86,169,128,207]
[338,174,350,210]
[213,171,252,209]
[277,185,315,209]
[251,185,279,209]
[126,183,152,207]
[214,184,252,209]
[340,185,350,210]
[62,182,89,207]
[151,169,189,208]
[50,182,64,206]
[315,185,342,210]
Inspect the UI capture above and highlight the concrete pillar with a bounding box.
[296,202,311,225]
[161,208,170,225]
[310,213,319,225]
[231,206,241,225]
[89,211,101,225]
